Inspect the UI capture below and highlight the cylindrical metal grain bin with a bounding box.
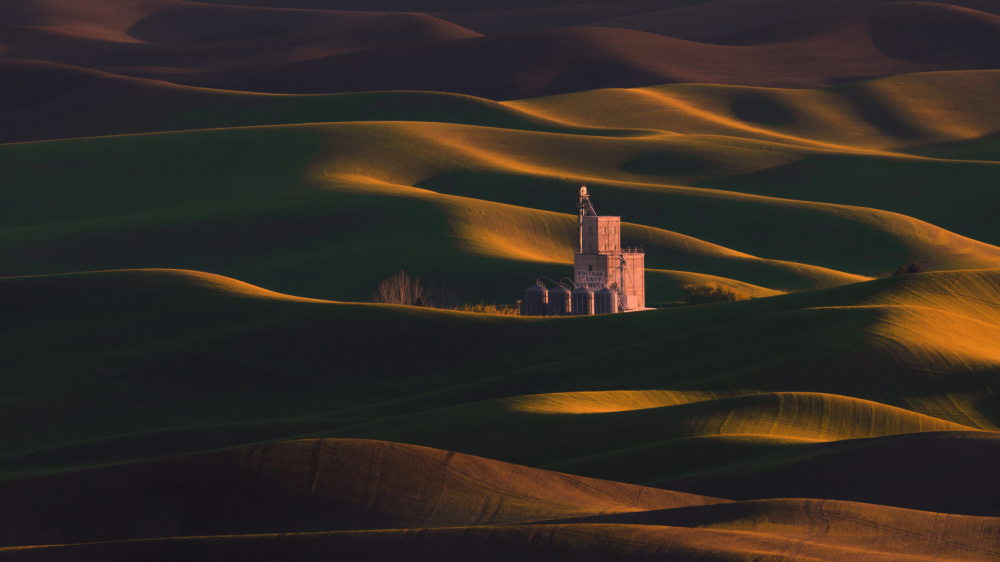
[594,287,619,315]
[524,284,548,316]
[547,285,571,316]
[572,286,594,315]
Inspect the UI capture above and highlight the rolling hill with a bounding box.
[4,73,1000,301]
[0,439,996,560]
[3,0,1000,97]
[3,0,1000,559]
[1,269,998,494]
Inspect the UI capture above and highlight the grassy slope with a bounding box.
[2,124,866,302]
[3,71,999,500]
[0,439,723,547]
[0,60,616,144]
[0,439,996,560]
[1,268,998,509]
[4,71,1000,303]
[5,518,997,562]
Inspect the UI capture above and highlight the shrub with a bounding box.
[456,302,520,316]
[891,262,924,276]
[683,283,751,305]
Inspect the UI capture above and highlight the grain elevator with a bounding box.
[524,187,645,316]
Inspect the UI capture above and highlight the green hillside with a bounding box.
[2,268,997,491]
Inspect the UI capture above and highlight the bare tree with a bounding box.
[372,271,430,306]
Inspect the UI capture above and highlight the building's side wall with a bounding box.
[622,252,645,309]
[575,252,643,308]
[602,217,621,253]
[582,216,621,254]
[574,253,613,289]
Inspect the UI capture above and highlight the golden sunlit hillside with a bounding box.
[2,0,999,559]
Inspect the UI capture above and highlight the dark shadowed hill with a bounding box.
[3,0,1000,97]
[0,439,996,560]
[0,439,721,547]
[595,0,1000,41]
[113,21,1000,97]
